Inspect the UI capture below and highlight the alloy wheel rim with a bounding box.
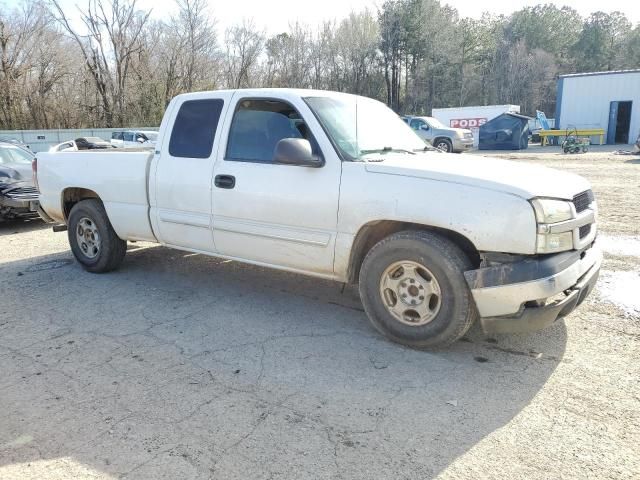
[76,217,101,259]
[379,260,442,326]
[436,142,449,152]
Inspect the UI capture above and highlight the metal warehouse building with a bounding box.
[555,69,640,145]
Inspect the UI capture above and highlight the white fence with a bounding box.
[0,127,159,153]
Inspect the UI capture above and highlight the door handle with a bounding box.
[214,174,235,189]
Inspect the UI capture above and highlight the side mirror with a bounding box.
[274,138,324,167]
[420,124,429,131]
[137,137,145,143]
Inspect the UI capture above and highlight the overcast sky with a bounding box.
[4,0,640,33]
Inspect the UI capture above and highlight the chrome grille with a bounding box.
[1,185,39,200]
[572,190,594,213]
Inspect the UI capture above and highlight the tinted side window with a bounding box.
[410,119,423,130]
[226,99,318,163]
[123,132,135,141]
[169,99,224,158]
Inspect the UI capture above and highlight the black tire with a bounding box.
[434,138,453,153]
[67,199,126,273]
[358,230,477,348]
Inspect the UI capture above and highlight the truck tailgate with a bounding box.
[37,150,156,242]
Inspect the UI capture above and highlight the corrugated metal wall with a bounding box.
[558,71,640,145]
[0,127,159,152]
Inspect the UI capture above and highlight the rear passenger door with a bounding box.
[211,94,341,276]
[150,92,232,252]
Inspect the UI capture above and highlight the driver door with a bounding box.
[211,94,341,276]
[410,118,433,143]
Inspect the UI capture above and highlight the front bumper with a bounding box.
[452,137,474,151]
[0,183,39,218]
[465,245,602,334]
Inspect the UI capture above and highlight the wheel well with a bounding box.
[62,188,101,220]
[347,221,480,283]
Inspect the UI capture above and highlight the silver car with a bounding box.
[403,116,474,153]
[0,142,39,221]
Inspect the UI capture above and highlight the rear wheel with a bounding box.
[68,199,126,273]
[359,230,477,348]
[434,138,453,153]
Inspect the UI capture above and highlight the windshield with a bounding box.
[305,96,428,160]
[424,117,446,129]
[0,145,34,165]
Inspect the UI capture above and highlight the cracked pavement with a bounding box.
[1,151,639,479]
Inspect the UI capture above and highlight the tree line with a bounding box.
[1,0,639,130]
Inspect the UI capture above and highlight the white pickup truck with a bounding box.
[35,88,601,347]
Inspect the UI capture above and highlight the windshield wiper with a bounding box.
[360,147,416,155]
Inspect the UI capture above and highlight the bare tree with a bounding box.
[224,19,264,89]
[49,0,151,126]
[0,1,47,128]
[1,0,637,130]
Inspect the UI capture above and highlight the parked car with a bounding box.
[74,137,113,150]
[0,142,39,221]
[402,115,474,153]
[35,88,600,348]
[0,137,32,152]
[111,130,158,148]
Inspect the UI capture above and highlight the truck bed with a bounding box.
[37,150,157,242]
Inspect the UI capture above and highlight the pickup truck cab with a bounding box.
[35,88,601,348]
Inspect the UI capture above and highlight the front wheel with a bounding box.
[359,230,477,348]
[434,138,453,153]
[68,199,126,273]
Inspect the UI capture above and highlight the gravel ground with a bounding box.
[1,148,639,479]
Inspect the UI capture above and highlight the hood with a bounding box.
[449,127,472,135]
[364,152,591,200]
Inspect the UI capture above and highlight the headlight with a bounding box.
[456,130,466,139]
[0,178,14,189]
[531,198,573,224]
[536,232,573,254]
[531,198,575,253]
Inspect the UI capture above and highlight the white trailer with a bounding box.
[431,105,520,147]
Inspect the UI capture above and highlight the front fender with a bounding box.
[338,163,537,256]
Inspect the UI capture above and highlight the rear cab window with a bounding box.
[169,99,224,158]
